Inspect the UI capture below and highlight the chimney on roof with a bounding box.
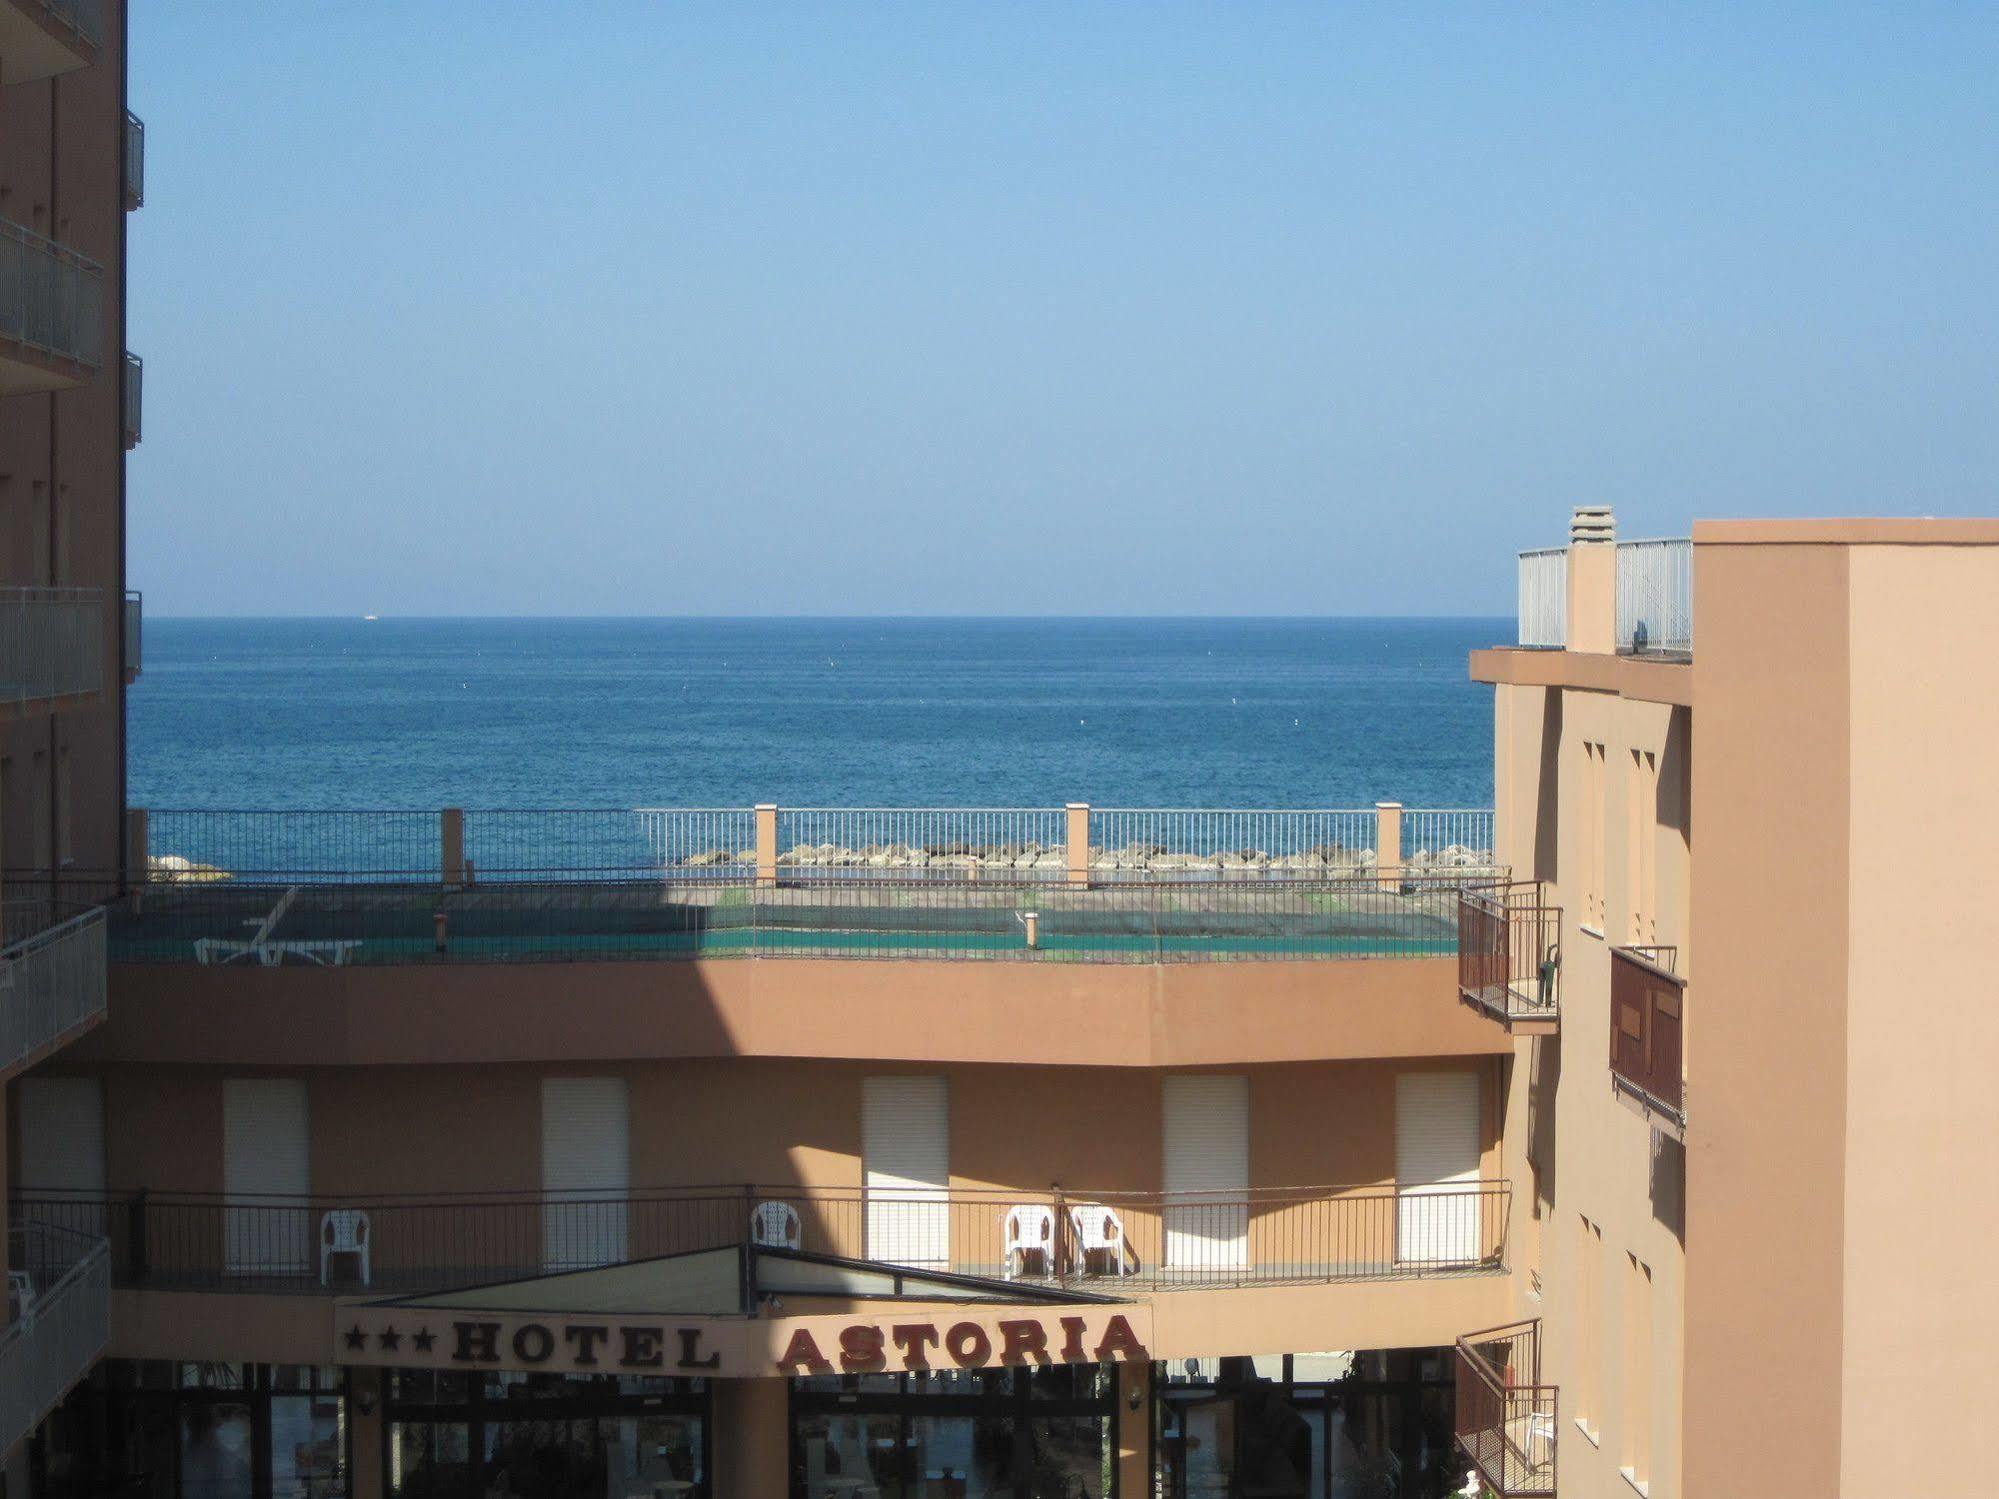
[1572,505,1616,545]
[1567,506,1616,653]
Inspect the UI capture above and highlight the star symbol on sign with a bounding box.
[412,1327,435,1353]
[377,1326,402,1352]
[344,1324,368,1351]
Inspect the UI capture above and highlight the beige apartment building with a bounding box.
[0,0,134,1489]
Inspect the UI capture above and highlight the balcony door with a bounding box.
[1395,1071,1481,1264]
[541,1077,630,1271]
[863,1075,949,1270]
[1164,1074,1249,1273]
[18,1076,107,1239]
[223,1078,311,1276]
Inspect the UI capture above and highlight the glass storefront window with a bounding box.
[177,1401,255,1499]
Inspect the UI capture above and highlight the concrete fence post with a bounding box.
[1375,801,1402,891]
[755,804,778,886]
[441,807,465,887]
[1066,802,1091,886]
[125,806,148,882]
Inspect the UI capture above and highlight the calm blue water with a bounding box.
[128,618,1500,809]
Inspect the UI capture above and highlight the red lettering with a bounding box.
[945,1322,992,1368]
[997,1320,1050,1367]
[1090,1314,1149,1364]
[775,1328,833,1376]
[890,1324,940,1370]
[1057,1315,1088,1363]
[839,1325,887,1373]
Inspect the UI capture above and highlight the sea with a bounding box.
[127,617,1502,810]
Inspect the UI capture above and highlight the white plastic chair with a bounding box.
[320,1209,371,1286]
[7,1271,35,1328]
[750,1200,802,1250]
[1068,1202,1128,1277]
[1002,1204,1056,1279]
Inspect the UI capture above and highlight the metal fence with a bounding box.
[776,808,1069,876]
[0,1224,110,1462]
[106,872,1483,967]
[1089,809,1381,877]
[1516,548,1567,648]
[123,590,141,677]
[14,1182,1510,1295]
[124,110,144,209]
[0,905,107,1075]
[138,807,1499,885]
[1456,883,1561,1026]
[0,587,105,709]
[1455,1319,1556,1497]
[1615,538,1692,655]
[0,215,103,369]
[123,351,142,447]
[1400,809,1496,867]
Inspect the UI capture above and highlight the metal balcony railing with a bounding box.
[1457,882,1561,1030]
[1517,548,1567,648]
[29,0,103,48]
[1455,1319,1557,1497]
[1611,945,1685,1126]
[0,587,105,709]
[1616,537,1692,655]
[123,351,141,447]
[0,216,103,374]
[0,1223,110,1460]
[123,590,141,678]
[124,110,144,210]
[0,905,108,1076]
[12,1180,1512,1295]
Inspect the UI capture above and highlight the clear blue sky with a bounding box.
[128,4,1999,616]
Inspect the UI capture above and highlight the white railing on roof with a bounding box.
[1616,538,1693,655]
[1517,548,1567,648]
[776,808,1069,874]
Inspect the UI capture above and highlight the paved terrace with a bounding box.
[88,804,1501,966]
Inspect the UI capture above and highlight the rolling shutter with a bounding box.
[1164,1074,1249,1270]
[1396,1070,1481,1264]
[541,1077,630,1270]
[863,1076,949,1269]
[18,1077,107,1238]
[223,1078,310,1274]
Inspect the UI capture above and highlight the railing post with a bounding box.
[1050,1182,1068,1278]
[441,808,465,887]
[755,804,778,886]
[1375,802,1402,892]
[129,1189,148,1281]
[1065,803,1090,887]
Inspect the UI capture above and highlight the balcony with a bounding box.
[0,586,105,714]
[0,904,108,1077]
[1457,882,1561,1034]
[0,1224,111,1461]
[0,217,104,391]
[0,0,101,84]
[1455,1319,1557,1497]
[123,351,140,447]
[1610,945,1685,1135]
[124,111,144,211]
[14,1181,1512,1297]
[123,589,140,681]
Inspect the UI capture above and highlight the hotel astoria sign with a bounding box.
[335,1305,1152,1380]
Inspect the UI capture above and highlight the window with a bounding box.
[1576,1216,1602,1438]
[1623,1255,1653,1486]
[1628,749,1658,944]
[1582,741,1607,928]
